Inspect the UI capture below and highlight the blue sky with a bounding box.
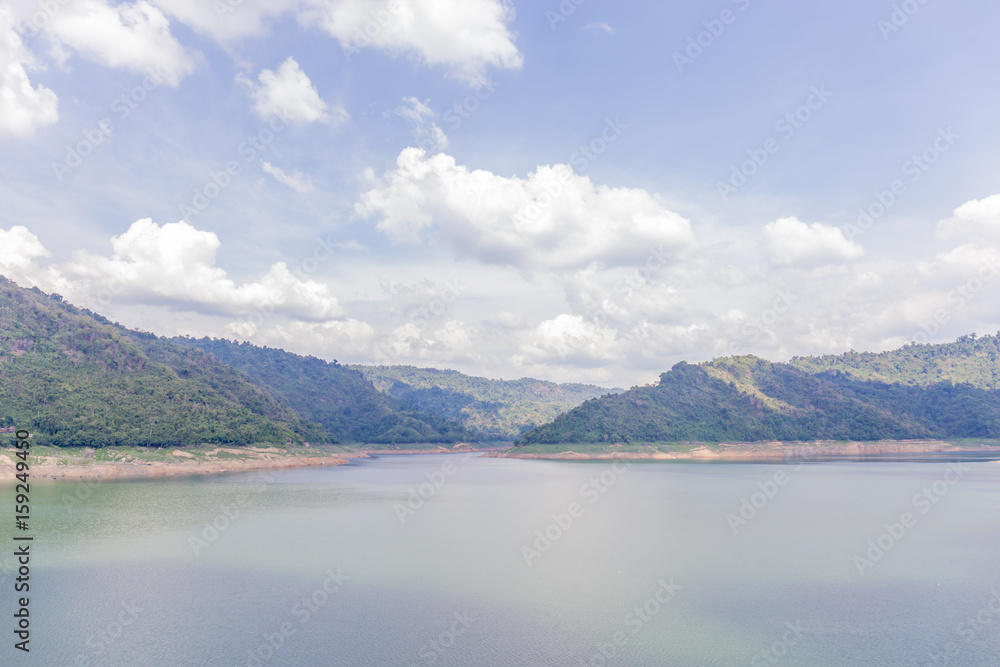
[2,0,1000,386]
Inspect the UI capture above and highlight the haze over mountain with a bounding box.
[6,275,1000,449]
[351,364,618,438]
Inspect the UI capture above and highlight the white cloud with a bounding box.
[356,148,697,271]
[303,0,522,84]
[936,193,1000,242]
[584,22,615,34]
[228,317,375,355]
[0,225,50,269]
[261,160,315,192]
[432,319,476,355]
[763,216,864,266]
[150,0,299,41]
[489,310,525,330]
[372,318,479,365]
[0,7,58,138]
[334,239,368,252]
[149,1,524,85]
[395,96,447,150]
[61,219,344,319]
[241,57,345,125]
[519,314,619,367]
[46,0,195,86]
[395,95,433,124]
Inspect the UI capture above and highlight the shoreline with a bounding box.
[0,442,507,482]
[4,440,998,481]
[488,439,1000,462]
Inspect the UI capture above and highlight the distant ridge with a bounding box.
[350,364,618,438]
[517,335,1000,445]
[7,272,1000,449]
[172,338,473,444]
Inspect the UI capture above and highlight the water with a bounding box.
[3,454,1000,666]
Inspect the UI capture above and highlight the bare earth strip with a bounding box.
[489,439,1000,461]
[3,441,996,481]
[0,445,364,482]
[0,442,505,482]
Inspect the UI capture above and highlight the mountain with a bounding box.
[0,275,471,446]
[171,339,473,444]
[350,364,618,438]
[517,338,1000,445]
[788,333,1000,389]
[0,276,311,446]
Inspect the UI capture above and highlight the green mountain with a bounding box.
[788,333,1000,389]
[517,337,1000,445]
[0,276,471,446]
[0,277,312,446]
[350,364,618,438]
[172,339,473,444]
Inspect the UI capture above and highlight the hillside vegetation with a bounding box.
[350,364,617,438]
[0,276,471,446]
[173,339,472,444]
[7,272,1000,449]
[518,338,1000,445]
[789,334,1000,389]
[0,277,308,446]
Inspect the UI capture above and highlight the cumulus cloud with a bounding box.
[373,319,479,365]
[150,0,299,41]
[262,160,315,192]
[936,193,1000,242]
[518,314,619,367]
[920,242,1000,285]
[228,317,374,354]
[0,225,50,270]
[149,1,522,84]
[395,96,447,150]
[0,7,58,138]
[61,219,344,319]
[488,310,525,330]
[46,0,195,86]
[240,57,344,125]
[763,216,864,266]
[356,148,697,271]
[303,0,522,83]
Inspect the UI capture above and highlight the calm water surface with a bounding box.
[4,454,1000,666]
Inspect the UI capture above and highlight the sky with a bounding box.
[1,0,1000,388]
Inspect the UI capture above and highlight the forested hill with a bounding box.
[517,343,1000,445]
[350,364,618,438]
[0,277,310,446]
[789,334,1000,389]
[0,276,472,446]
[171,339,472,444]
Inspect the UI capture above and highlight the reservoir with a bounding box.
[5,453,1000,666]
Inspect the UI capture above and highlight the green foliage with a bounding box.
[170,340,474,444]
[518,346,1000,445]
[0,277,306,446]
[789,333,1000,389]
[350,364,618,438]
[8,272,1000,450]
[0,276,473,447]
